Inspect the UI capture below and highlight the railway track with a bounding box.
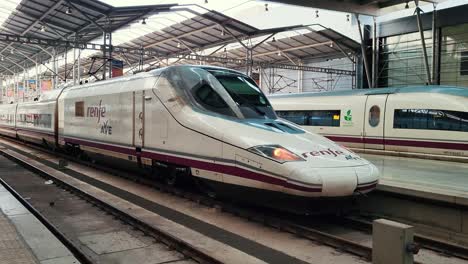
[0,143,220,264]
[1,136,467,264]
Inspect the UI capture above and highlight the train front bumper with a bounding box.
[287,164,379,197]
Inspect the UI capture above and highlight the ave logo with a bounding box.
[100,120,112,135]
[87,99,113,136]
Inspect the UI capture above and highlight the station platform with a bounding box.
[362,153,468,206]
[0,182,79,264]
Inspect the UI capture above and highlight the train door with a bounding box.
[363,94,388,150]
[133,90,145,149]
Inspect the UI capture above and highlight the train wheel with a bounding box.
[165,167,188,186]
[165,170,178,186]
[195,178,217,199]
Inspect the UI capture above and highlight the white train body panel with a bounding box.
[16,99,56,144]
[0,103,17,138]
[0,65,380,200]
[269,86,468,158]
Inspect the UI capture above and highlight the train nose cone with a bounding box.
[355,164,380,193]
[316,168,358,197]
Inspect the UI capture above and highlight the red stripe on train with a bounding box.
[326,135,468,151]
[63,137,323,193]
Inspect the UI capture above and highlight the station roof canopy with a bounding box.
[211,26,360,66]
[0,0,360,78]
[0,0,175,74]
[119,9,306,57]
[57,21,360,77]
[270,0,445,16]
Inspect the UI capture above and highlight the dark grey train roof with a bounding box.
[268,86,468,98]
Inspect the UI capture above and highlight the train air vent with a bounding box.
[264,122,285,132]
[278,122,304,134]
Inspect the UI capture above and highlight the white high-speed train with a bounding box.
[0,65,379,207]
[269,86,468,160]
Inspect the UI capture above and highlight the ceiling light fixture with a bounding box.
[330,42,334,48]
[346,14,350,22]
[65,6,72,14]
[141,18,146,25]
[1,57,3,61]
[10,49,14,54]
[265,3,269,12]
[405,1,409,9]
[221,29,225,36]
[40,25,46,32]
[177,42,181,48]
[271,37,276,42]
[277,50,282,56]
[315,10,319,18]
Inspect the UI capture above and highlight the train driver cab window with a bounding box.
[369,105,380,127]
[208,70,276,119]
[193,83,236,117]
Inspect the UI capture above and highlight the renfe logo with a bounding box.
[302,148,344,158]
[302,148,361,160]
[87,99,106,123]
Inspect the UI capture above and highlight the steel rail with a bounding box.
[1,136,467,263]
[0,144,221,264]
[0,165,93,264]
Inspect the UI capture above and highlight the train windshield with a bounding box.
[207,69,276,119]
[162,66,277,120]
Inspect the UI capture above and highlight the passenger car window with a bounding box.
[276,111,307,125]
[394,109,468,132]
[369,105,380,127]
[276,110,340,127]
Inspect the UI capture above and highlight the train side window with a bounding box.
[276,110,340,127]
[75,101,84,117]
[276,111,307,125]
[394,109,468,132]
[308,110,341,127]
[369,105,380,127]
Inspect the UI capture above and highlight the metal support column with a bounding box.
[297,60,303,93]
[52,48,57,89]
[23,69,27,101]
[355,14,372,88]
[431,4,439,84]
[77,48,81,83]
[108,32,112,79]
[372,17,378,88]
[72,48,76,85]
[14,72,18,101]
[415,0,432,85]
[0,78,3,103]
[102,32,107,80]
[246,48,253,77]
[64,47,68,84]
[35,61,39,98]
[139,45,144,71]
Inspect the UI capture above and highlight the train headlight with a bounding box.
[248,145,305,162]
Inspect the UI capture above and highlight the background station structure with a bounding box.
[0,0,466,103]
